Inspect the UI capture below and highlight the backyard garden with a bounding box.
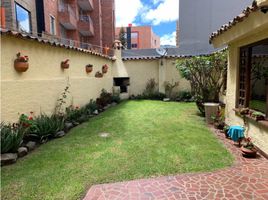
[1,100,233,200]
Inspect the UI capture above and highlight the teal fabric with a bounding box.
[228,126,245,142]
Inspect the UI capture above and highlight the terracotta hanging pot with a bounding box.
[102,64,108,74]
[14,52,29,72]
[95,71,103,78]
[85,64,93,73]
[61,59,70,69]
[14,61,29,72]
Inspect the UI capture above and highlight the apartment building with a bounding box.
[177,0,252,53]
[115,25,160,49]
[1,0,115,51]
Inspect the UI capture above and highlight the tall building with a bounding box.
[177,0,252,53]
[1,0,115,51]
[115,25,160,49]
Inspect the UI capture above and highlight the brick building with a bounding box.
[115,26,160,49]
[1,0,115,51]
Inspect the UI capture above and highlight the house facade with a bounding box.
[210,0,268,155]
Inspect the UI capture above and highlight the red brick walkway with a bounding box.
[83,129,268,200]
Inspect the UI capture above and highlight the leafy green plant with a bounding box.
[97,89,113,108]
[65,106,86,123]
[24,114,64,141]
[55,80,71,116]
[143,79,158,97]
[177,91,193,101]
[176,50,227,114]
[85,99,98,113]
[1,123,25,153]
[164,81,179,100]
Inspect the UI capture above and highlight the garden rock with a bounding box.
[93,110,99,115]
[26,141,36,151]
[54,131,65,138]
[64,122,73,132]
[163,98,170,102]
[73,122,80,126]
[1,153,18,166]
[111,102,117,107]
[18,147,28,157]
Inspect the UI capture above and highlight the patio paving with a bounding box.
[83,128,268,200]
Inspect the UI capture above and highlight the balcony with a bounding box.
[77,0,94,11]
[58,4,77,30]
[78,15,94,36]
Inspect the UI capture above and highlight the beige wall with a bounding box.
[1,35,114,122]
[225,28,268,154]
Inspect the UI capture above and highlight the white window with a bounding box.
[50,15,56,35]
[15,3,31,33]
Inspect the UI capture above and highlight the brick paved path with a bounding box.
[83,129,268,200]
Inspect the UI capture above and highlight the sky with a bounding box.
[115,0,179,46]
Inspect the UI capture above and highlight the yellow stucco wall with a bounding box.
[1,35,114,122]
[115,57,191,96]
[225,27,268,154]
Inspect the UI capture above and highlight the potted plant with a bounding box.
[102,64,108,74]
[61,59,69,69]
[14,52,29,72]
[85,64,93,73]
[241,137,257,158]
[251,111,265,121]
[95,71,103,78]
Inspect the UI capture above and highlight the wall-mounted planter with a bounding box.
[102,64,108,74]
[14,52,29,72]
[95,71,103,78]
[85,64,93,73]
[61,59,69,69]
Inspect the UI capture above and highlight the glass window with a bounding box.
[15,3,31,33]
[131,32,138,38]
[50,15,56,35]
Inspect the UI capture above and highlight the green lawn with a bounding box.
[1,101,233,200]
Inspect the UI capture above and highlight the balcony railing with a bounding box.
[77,0,94,11]
[78,15,94,36]
[58,3,77,30]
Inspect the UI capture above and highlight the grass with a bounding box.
[1,101,233,200]
[249,99,266,113]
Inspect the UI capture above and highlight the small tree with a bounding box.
[119,27,127,48]
[176,50,227,114]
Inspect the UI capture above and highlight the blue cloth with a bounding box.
[228,126,245,142]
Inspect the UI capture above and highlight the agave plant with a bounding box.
[1,122,25,153]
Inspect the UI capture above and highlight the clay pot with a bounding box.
[61,63,69,69]
[102,65,108,74]
[241,146,257,158]
[14,61,29,72]
[85,65,93,73]
[95,71,103,78]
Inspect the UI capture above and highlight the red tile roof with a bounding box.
[209,1,259,44]
[0,29,116,61]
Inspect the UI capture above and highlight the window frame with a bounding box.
[15,2,32,33]
[50,15,56,35]
[237,39,268,118]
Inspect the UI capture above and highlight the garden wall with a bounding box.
[113,49,191,96]
[1,35,114,122]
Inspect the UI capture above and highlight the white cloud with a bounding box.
[160,31,176,46]
[143,0,179,25]
[151,0,164,4]
[115,0,143,27]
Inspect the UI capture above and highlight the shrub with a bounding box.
[143,79,158,97]
[97,89,113,108]
[22,113,64,141]
[177,91,193,101]
[176,51,227,114]
[85,99,98,113]
[164,81,179,100]
[1,123,25,153]
[111,93,121,103]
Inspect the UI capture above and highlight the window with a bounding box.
[50,15,56,35]
[15,3,31,33]
[131,32,138,38]
[238,40,268,117]
[131,43,138,48]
